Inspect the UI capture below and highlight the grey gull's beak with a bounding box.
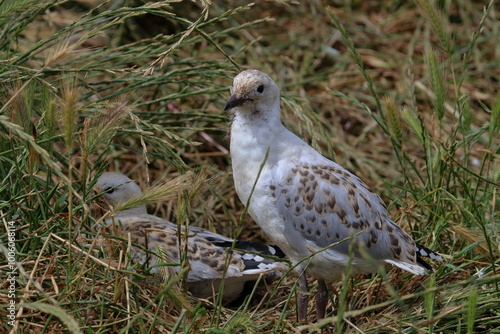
[224,95,249,111]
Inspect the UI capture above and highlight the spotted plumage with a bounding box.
[225,69,443,320]
[95,172,287,301]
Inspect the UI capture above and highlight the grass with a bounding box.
[0,0,499,333]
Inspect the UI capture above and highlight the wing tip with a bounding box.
[416,242,443,262]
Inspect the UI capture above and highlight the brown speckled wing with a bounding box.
[272,163,418,264]
[110,216,245,281]
[184,235,245,281]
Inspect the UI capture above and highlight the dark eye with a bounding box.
[104,187,115,194]
[257,85,265,93]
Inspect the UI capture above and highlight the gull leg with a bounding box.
[298,271,309,322]
[316,279,328,320]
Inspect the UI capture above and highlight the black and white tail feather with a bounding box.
[415,242,443,272]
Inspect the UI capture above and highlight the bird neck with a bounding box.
[231,108,285,151]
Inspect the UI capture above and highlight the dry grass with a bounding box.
[0,0,498,333]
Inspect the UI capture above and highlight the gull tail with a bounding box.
[415,242,443,272]
[416,242,443,261]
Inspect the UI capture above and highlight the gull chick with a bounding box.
[225,70,442,321]
[95,171,287,302]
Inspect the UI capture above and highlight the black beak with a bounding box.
[224,95,250,111]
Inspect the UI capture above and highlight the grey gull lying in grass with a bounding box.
[94,171,288,302]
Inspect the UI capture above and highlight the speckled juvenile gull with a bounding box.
[95,172,287,302]
[225,69,443,321]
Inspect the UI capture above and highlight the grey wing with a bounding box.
[272,163,418,264]
[185,235,247,281]
[116,216,181,273]
[118,217,244,281]
[188,226,285,257]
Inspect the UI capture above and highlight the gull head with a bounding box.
[224,69,280,113]
[95,172,143,208]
